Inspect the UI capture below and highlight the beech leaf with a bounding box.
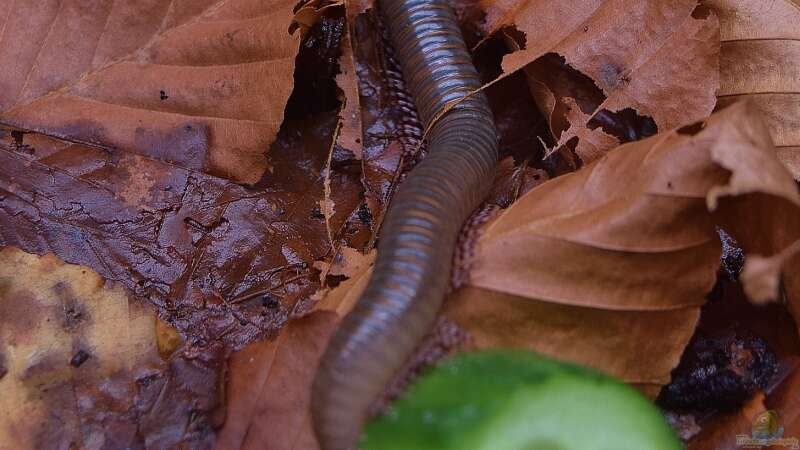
[500,0,720,163]
[708,0,800,179]
[0,0,300,183]
[0,112,366,347]
[444,101,800,393]
[215,311,338,450]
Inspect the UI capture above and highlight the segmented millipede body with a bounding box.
[375,10,427,166]
[310,0,499,448]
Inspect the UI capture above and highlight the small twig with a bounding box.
[229,273,309,304]
[321,119,342,253]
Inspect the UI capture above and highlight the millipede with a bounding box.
[311,0,500,448]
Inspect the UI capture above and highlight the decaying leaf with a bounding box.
[707,0,800,179]
[0,111,366,348]
[443,101,800,393]
[492,0,720,163]
[0,248,224,449]
[0,0,301,183]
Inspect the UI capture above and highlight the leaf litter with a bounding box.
[1,0,799,448]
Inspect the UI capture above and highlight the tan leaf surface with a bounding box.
[215,265,369,450]
[0,0,300,183]
[215,311,338,450]
[707,0,800,179]
[501,0,719,163]
[0,248,161,448]
[444,101,800,392]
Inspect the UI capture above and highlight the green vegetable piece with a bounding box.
[362,350,681,450]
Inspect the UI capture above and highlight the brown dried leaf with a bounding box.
[444,101,800,392]
[0,0,300,183]
[500,0,719,163]
[215,311,337,450]
[707,0,800,179]
[214,256,371,450]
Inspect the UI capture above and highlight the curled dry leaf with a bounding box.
[0,248,224,449]
[292,0,345,36]
[443,101,800,394]
[707,0,800,179]
[495,0,720,163]
[0,0,301,183]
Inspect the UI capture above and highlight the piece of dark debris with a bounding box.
[657,332,777,412]
[717,228,745,281]
[261,294,281,310]
[70,350,91,368]
[311,206,325,220]
[357,202,373,226]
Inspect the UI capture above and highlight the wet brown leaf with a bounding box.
[0,111,365,348]
[0,0,300,183]
[707,0,800,179]
[490,0,720,163]
[444,101,800,393]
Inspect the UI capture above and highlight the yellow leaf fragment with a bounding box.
[0,248,167,449]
